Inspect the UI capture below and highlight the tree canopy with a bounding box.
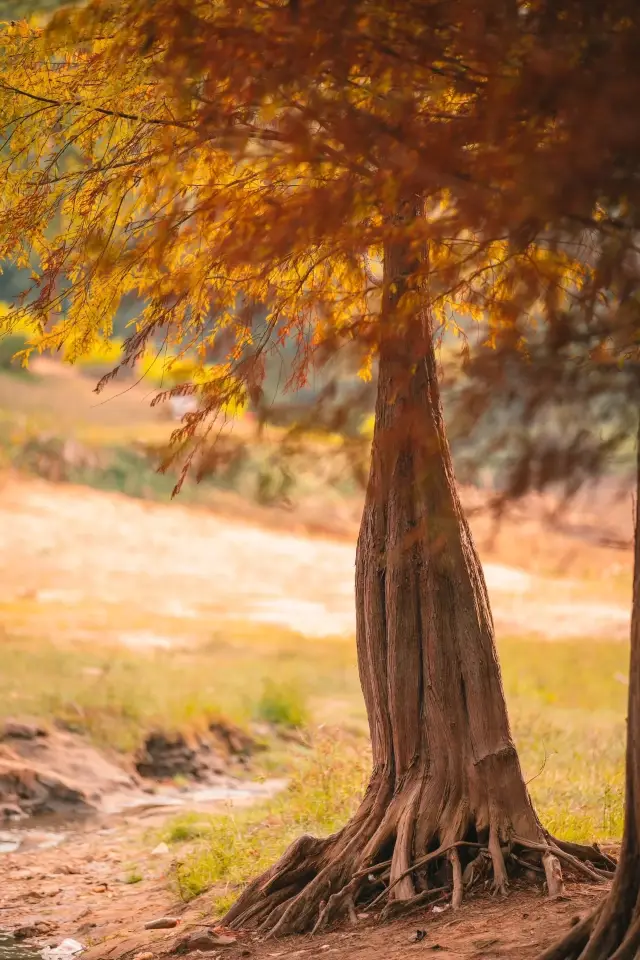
[3,1,623,427]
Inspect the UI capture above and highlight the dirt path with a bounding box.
[0,474,632,646]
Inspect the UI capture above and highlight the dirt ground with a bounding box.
[0,829,611,960]
[0,472,633,649]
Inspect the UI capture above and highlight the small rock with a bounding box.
[409,930,427,944]
[92,883,108,893]
[53,863,80,875]
[145,917,180,930]
[3,719,48,740]
[14,920,57,940]
[133,954,155,960]
[151,842,170,855]
[174,931,236,953]
[1,803,27,821]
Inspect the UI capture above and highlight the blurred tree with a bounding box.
[0,0,624,935]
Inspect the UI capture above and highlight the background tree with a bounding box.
[441,3,640,952]
[0,0,614,935]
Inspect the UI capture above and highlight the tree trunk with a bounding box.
[221,202,611,938]
[538,414,640,960]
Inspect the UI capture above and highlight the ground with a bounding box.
[0,834,615,960]
[0,361,634,958]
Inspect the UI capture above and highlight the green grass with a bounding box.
[253,679,310,729]
[130,630,629,912]
[0,626,356,753]
[165,732,369,910]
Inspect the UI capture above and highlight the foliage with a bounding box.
[254,679,309,730]
[65,335,123,371]
[0,332,30,371]
[0,0,579,484]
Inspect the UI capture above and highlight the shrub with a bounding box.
[254,679,309,729]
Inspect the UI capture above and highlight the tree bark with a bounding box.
[538,412,640,960]
[221,201,610,937]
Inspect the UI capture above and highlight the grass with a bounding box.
[253,679,310,729]
[0,630,628,834]
[165,731,369,910]
[82,629,627,913]
[0,625,356,754]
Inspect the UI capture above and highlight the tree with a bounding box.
[0,0,611,935]
[538,431,640,959]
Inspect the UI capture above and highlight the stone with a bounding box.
[173,931,237,953]
[2,720,48,740]
[144,917,180,930]
[0,803,27,821]
[14,920,57,940]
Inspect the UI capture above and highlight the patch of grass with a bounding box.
[0,625,629,862]
[0,626,358,754]
[158,633,629,909]
[254,679,309,729]
[124,870,144,885]
[168,732,369,908]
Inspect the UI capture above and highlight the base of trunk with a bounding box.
[221,754,616,938]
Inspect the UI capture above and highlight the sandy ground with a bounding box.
[0,473,632,647]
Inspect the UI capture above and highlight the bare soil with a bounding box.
[0,836,612,960]
[0,473,632,648]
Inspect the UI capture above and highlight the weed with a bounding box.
[254,680,309,729]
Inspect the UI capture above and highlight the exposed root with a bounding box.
[548,837,617,872]
[449,848,463,909]
[312,878,360,934]
[220,788,612,937]
[380,887,448,921]
[514,836,609,885]
[488,824,509,897]
[542,852,564,898]
[462,849,491,888]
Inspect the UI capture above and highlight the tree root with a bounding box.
[514,836,612,885]
[218,799,619,940]
[380,887,448,921]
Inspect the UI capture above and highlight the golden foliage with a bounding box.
[1,0,638,473]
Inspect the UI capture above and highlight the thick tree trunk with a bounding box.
[221,202,611,937]
[539,415,640,960]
